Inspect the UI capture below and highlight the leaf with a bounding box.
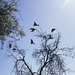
[1,47,3,50]
[2,42,4,45]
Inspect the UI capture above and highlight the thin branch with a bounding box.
[15,56,33,75]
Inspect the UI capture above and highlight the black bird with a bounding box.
[51,28,56,32]
[33,22,39,26]
[30,28,37,32]
[31,39,35,45]
[12,48,16,50]
[49,35,53,39]
[9,44,12,48]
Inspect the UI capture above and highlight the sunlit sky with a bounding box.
[0,0,75,75]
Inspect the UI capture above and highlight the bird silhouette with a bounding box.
[49,35,53,39]
[30,28,37,32]
[31,39,35,45]
[51,28,56,32]
[33,22,39,26]
[12,48,16,50]
[9,44,12,48]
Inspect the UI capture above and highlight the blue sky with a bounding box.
[0,0,75,75]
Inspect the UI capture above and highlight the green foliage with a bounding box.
[18,28,25,38]
[1,47,3,50]
[0,0,25,49]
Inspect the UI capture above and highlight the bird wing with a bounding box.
[51,29,56,32]
[31,39,33,43]
[34,22,37,25]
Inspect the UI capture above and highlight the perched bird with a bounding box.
[49,35,53,39]
[33,22,39,26]
[9,44,12,48]
[30,28,37,32]
[31,39,35,45]
[12,48,16,50]
[51,28,56,32]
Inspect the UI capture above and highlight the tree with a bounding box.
[0,0,25,49]
[8,30,75,75]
